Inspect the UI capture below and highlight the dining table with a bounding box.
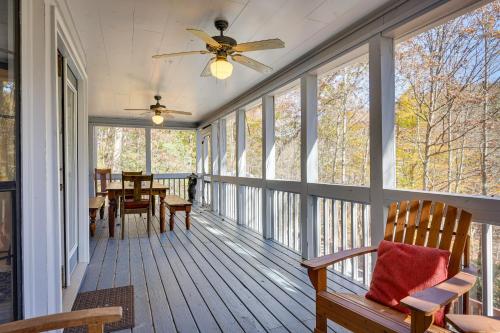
[106,181,169,237]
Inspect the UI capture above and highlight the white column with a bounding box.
[195,129,203,203]
[88,124,96,196]
[369,34,395,247]
[300,74,318,259]
[262,95,274,239]
[211,122,219,213]
[236,109,246,225]
[219,119,227,215]
[145,127,152,174]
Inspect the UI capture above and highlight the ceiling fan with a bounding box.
[152,19,285,80]
[124,95,192,125]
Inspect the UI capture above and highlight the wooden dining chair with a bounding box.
[117,171,143,217]
[94,168,112,197]
[302,199,475,333]
[121,174,153,239]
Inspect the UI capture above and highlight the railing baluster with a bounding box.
[362,204,369,285]
[341,200,347,275]
[352,202,358,281]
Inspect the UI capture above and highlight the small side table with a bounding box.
[446,314,500,333]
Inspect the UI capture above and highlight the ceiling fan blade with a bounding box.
[231,54,273,74]
[152,50,209,59]
[163,110,192,116]
[233,38,284,52]
[200,58,214,77]
[124,108,150,111]
[187,28,221,49]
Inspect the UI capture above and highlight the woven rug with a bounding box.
[65,285,134,333]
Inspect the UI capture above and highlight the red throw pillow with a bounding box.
[365,240,451,327]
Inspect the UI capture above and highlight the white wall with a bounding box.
[21,0,88,318]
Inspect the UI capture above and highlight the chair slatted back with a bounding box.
[122,171,143,176]
[121,174,153,203]
[384,200,472,277]
[94,168,112,195]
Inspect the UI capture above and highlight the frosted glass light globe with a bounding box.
[210,58,233,80]
[152,114,164,125]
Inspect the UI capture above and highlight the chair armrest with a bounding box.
[400,271,476,316]
[301,246,378,271]
[0,307,122,333]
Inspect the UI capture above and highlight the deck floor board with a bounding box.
[80,204,362,332]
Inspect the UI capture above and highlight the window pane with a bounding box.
[222,113,236,176]
[395,1,500,196]
[274,84,301,181]
[317,54,369,185]
[151,129,196,173]
[244,102,262,178]
[0,191,13,323]
[96,127,146,173]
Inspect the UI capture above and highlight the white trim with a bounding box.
[21,0,88,318]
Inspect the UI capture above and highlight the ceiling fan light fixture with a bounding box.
[152,113,164,125]
[210,57,233,80]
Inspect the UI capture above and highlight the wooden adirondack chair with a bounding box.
[0,307,122,333]
[302,200,476,333]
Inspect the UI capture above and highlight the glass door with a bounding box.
[0,0,21,322]
[65,73,78,280]
[58,58,79,288]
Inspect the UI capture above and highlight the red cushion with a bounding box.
[124,199,149,209]
[365,240,450,327]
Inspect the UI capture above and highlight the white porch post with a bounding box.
[262,95,274,239]
[145,127,152,174]
[300,74,318,259]
[219,119,227,216]
[236,109,246,225]
[211,122,219,213]
[88,124,96,196]
[369,34,395,247]
[196,129,203,203]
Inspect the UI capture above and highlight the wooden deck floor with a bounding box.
[81,205,366,333]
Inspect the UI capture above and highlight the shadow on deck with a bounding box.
[81,204,366,333]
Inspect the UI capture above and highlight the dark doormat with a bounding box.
[65,285,134,333]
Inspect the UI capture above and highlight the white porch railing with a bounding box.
[202,173,499,315]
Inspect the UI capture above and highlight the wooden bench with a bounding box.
[164,195,192,232]
[89,196,105,237]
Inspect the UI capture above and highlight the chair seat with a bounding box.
[318,292,450,333]
[123,199,150,209]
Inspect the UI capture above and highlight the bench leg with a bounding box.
[99,205,105,219]
[89,209,97,237]
[160,195,166,233]
[169,207,175,231]
[185,206,191,230]
[152,195,155,216]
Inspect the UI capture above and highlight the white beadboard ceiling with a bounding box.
[67,0,392,123]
